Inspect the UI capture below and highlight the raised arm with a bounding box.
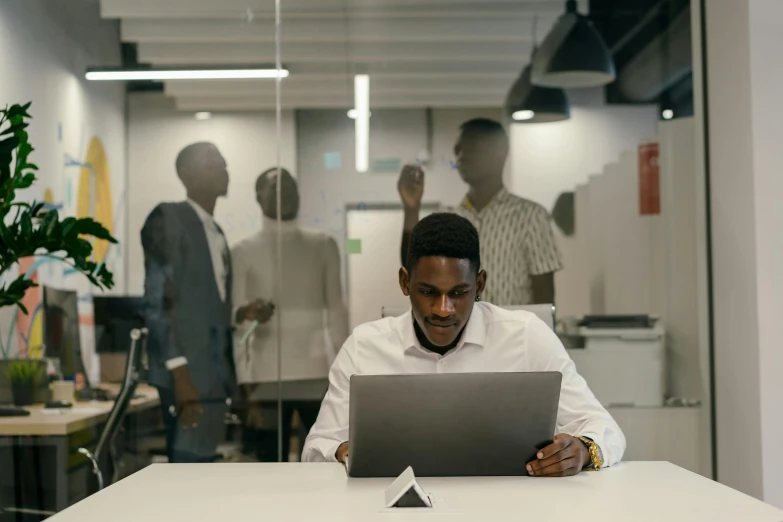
[397,164,424,266]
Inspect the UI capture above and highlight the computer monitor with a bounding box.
[42,286,89,389]
[93,296,145,354]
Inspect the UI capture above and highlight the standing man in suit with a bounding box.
[141,142,235,463]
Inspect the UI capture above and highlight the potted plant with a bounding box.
[0,102,116,313]
[7,359,44,406]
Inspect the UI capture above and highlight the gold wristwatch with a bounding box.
[574,435,603,471]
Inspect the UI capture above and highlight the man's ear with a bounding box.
[476,269,487,298]
[399,267,411,296]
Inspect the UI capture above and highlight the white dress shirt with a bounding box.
[231,217,349,385]
[164,199,229,371]
[302,302,626,466]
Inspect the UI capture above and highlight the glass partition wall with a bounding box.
[0,0,713,518]
[120,0,708,469]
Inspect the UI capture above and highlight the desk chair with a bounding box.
[79,327,148,491]
[381,304,555,330]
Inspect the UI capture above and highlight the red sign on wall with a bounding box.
[638,142,660,215]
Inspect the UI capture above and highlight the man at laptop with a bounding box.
[302,213,625,476]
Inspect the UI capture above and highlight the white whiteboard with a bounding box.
[346,207,434,330]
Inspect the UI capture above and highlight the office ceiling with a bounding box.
[99,0,691,113]
[100,0,587,110]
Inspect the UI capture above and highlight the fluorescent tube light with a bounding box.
[347,109,372,119]
[354,74,370,173]
[85,68,289,81]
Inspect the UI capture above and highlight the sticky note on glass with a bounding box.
[346,238,362,254]
[324,152,342,171]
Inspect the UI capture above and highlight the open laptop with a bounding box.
[347,372,562,477]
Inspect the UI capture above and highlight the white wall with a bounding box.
[507,104,659,318]
[0,0,125,362]
[702,0,783,507]
[126,93,297,295]
[508,105,659,212]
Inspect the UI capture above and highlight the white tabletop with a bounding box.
[49,462,783,522]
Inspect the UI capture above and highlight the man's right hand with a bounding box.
[236,299,275,324]
[397,164,425,211]
[335,442,350,464]
[171,366,202,430]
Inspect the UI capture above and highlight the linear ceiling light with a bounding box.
[354,74,370,173]
[85,68,289,81]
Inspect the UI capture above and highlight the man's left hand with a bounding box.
[526,434,589,477]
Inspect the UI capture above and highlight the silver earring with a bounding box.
[475,295,481,302]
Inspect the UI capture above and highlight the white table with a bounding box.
[48,462,783,522]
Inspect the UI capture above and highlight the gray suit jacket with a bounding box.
[141,201,235,398]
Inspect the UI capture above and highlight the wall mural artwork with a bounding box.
[77,137,114,262]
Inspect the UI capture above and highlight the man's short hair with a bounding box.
[459,118,508,147]
[255,167,293,193]
[406,213,481,274]
[175,142,216,178]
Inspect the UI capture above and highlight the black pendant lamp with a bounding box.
[532,0,615,88]
[505,59,570,124]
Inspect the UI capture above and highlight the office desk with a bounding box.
[0,383,159,436]
[0,384,160,514]
[47,462,783,522]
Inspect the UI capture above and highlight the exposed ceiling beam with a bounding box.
[174,92,505,111]
[102,0,567,20]
[278,61,525,76]
[138,41,534,64]
[121,17,555,44]
[162,76,517,97]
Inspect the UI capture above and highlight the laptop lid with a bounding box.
[348,371,562,477]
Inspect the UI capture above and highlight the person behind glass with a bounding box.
[232,167,348,461]
[141,141,235,463]
[303,213,625,475]
[398,118,563,305]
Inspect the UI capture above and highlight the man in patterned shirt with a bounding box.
[398,118,563,305]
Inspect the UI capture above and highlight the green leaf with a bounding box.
[20,212,32,238]
[0,136,20,153]
[8,103,31,118]
[13,172,35,189]
[61,217,76,238]
[16,141,32,162]
[29,201,44,217]
[74,218,117,243]
[0,224,16,253]
[0,122,28,136]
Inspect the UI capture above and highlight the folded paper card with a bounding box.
[384,467,432,509]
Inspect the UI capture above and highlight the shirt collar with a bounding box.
[400,303,487,354]
[461,187,511,213]
[261,215,300,234]
[186,198,214,225]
